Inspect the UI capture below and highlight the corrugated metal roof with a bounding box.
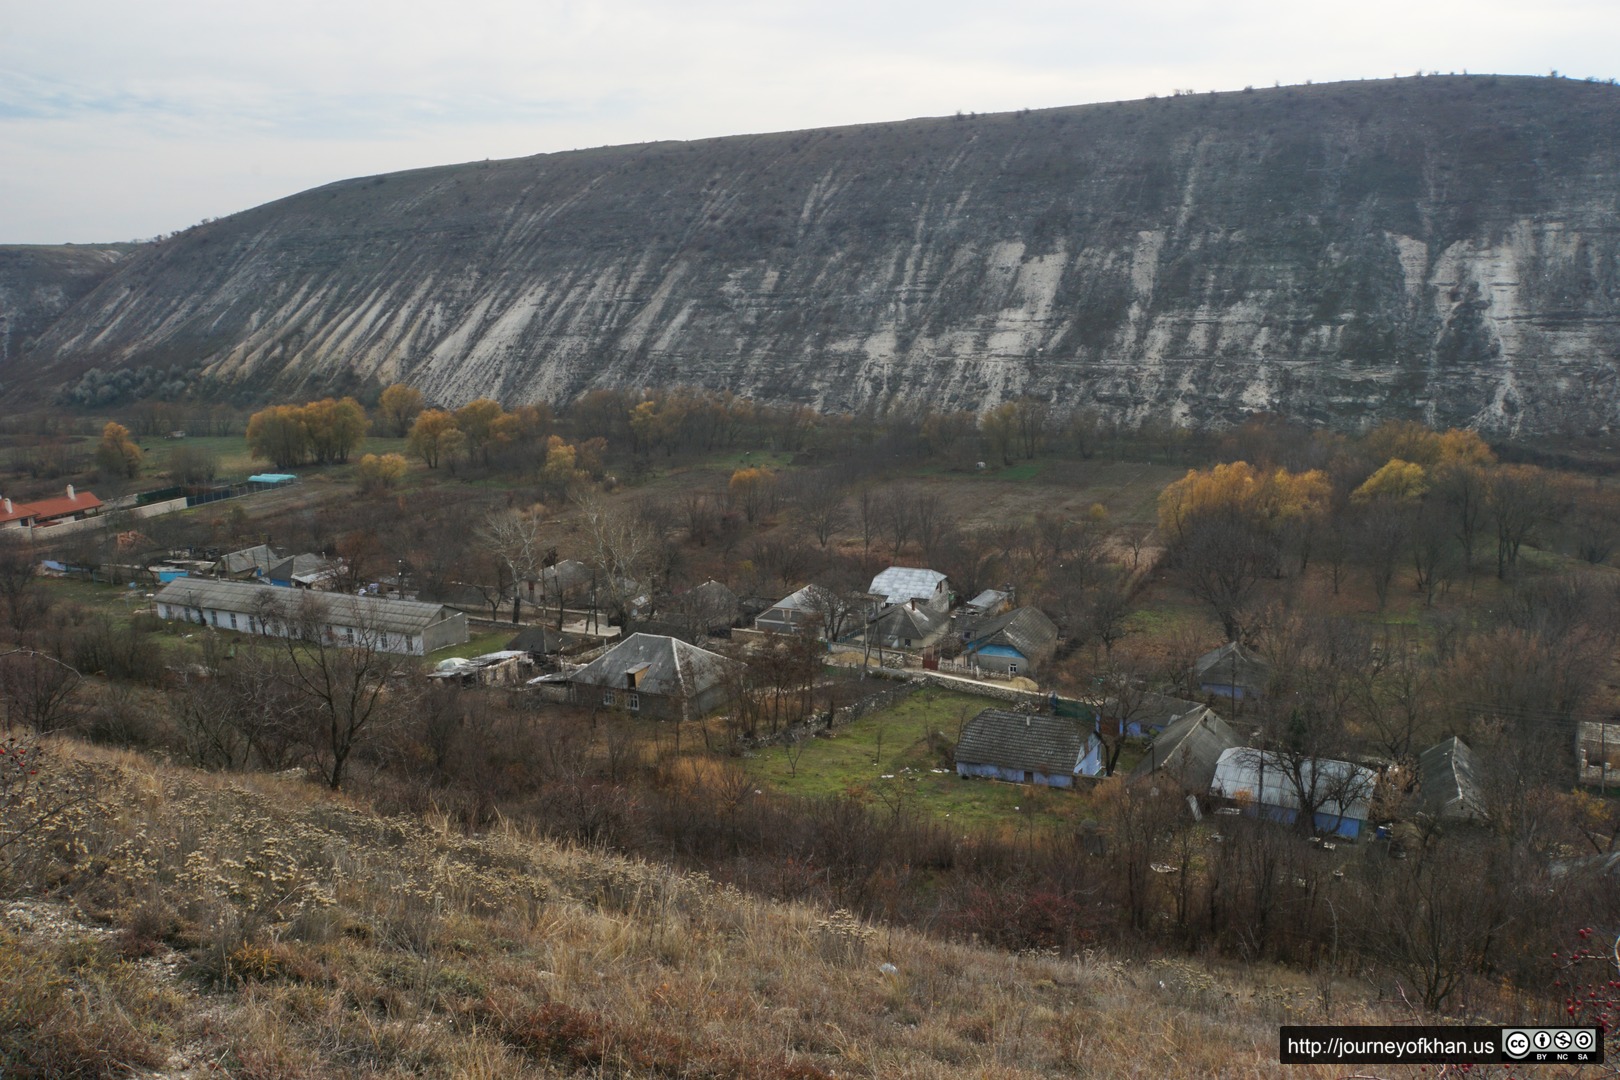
[154,578,458,635]
[220,544,278,575]
[1211,747,1375,821]
[955,709,1092,775]
[868,567,946,605]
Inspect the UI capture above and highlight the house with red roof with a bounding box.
[0,486,104,531]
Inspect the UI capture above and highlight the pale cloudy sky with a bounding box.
[2,0,1614,245]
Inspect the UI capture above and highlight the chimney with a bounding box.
[2,498,10,513]
[66,484,75,500]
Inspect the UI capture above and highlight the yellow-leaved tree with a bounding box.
[1157,461,1330,641]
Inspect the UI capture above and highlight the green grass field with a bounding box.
[745,686,1097,831]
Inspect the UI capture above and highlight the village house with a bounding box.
[958,606,1059,676]
[1417,735,1488,823]
[668,579,742,636]
[864,600,950,651]
[756,583,859,639]
[0,486,104,531]
[868,567,950,611]
[267,553,342,589]
[1193,641,1272,701]
[955,708,1103,788]
[562,632,741,721]
[1209,747,1377,839]
[1128,708,1242,793]
[152,578,468,655]
[1100,692,1222,739]
[215,544,278,579]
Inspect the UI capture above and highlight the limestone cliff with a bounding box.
[14,76,1620,434]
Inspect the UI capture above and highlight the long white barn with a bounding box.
[153,578,467,655]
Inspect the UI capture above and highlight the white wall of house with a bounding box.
[154,601,456,655]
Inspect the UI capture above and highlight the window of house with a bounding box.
[343,627,354,643]
[229,613,238,629]
[1009,663,1018,675]
[602,689,616,707]
[627,693,640,712]
[407,636,417,651]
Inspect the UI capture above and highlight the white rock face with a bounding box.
[20,77,1620,434]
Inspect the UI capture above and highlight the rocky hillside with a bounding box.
[0,245,133,370]
[12,75,1620,434]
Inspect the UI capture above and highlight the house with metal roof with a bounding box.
[267,553,341,589]
[153,578,467,655]
[960,606,1059,676]
[1417,736,1487,823]
[1210,747,1377,838]
[955,708,1102,787]
[1129,709,1241,793]
[217,544,279,579]
[961,588,1012,618]
[1193,641,1272,700]
[565,633,742,721]
[868,567,949,610]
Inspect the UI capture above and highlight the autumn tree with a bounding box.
[357,452,408,494]
[302,397,369,464]
[729,467,776,524]
[407,409,463,468]
[378,384,424,437]
[455,398,509,466]
[1158,462,1329,640]
[246,405,311,469]
[94,421,142,479]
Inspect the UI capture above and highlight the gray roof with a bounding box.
[1193,641,1272,691]
[870,601,948,642]
[567,632,741,699]
[869,567,946,605]
[1418,736,1487,822]
[1211,747,1376,822]
[539,559,592,592]
[219,544,278,575]
[1129,709,1241,792]
[1103,693,1217,734]
[684,579,739,610]
[964,606,1059,662]
[268,553,335,582]
[955,709,1094,775]
[154,578,459,636]
[964,589,1010,614]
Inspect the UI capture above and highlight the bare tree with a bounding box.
[579,494,657,624]
[0,544,51,640]
[256,592,415,789]
[793,470,848,549]
[0,649,81,734]
[883,488,916,562]
[480,507,548,620]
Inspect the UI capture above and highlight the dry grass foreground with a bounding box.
[0,739,1488,1079]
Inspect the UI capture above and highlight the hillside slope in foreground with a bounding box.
[5,739,1434,1077]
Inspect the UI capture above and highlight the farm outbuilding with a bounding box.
[153,578,467,655]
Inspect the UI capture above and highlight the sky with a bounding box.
[3,0,1616,245]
